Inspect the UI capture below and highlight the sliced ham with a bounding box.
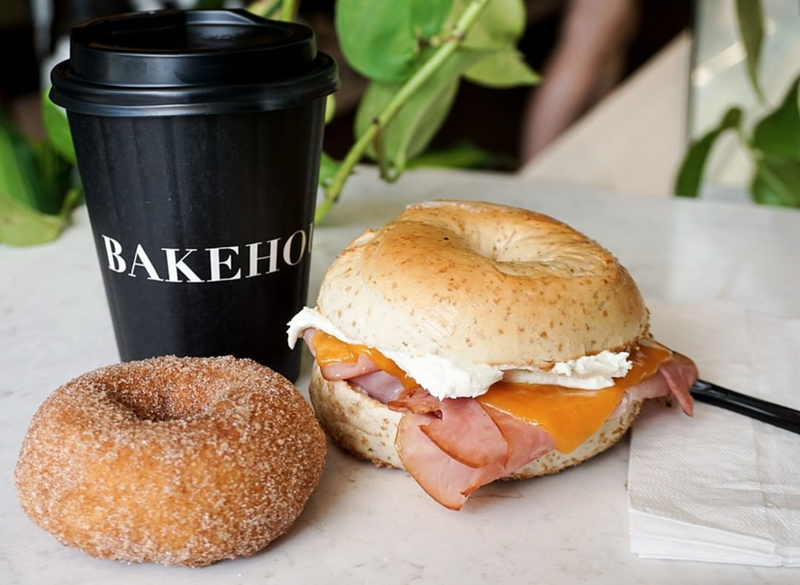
[611,353,697,418]
[611,374,669,418]
[319,353,381,381]
[305,327,396,389]
[305,328,381,381]
[658,352,696,416]
[350,370,407,403]
[419,399,508,468]
[396,413,507,510]
[303,328,408,403]
[484,406,556,473]
[299,326,697,510]
[392,355,696,510]
[388,386,443,414]
[303,328,318,355]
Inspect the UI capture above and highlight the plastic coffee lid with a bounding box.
[50,10,339,116]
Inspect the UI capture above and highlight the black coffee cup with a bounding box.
[50,10,339,381]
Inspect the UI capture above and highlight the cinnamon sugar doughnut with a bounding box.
[14,356,326,567]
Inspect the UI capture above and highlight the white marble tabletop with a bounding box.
[2,168,799,584]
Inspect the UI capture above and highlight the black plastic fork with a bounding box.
[691,380,800,436]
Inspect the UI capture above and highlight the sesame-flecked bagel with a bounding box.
[14,356,326,567]
[308,364,641,479]
[317,200,648,367]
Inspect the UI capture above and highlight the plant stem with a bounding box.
[315,0,491,224]
[282,0,296,21]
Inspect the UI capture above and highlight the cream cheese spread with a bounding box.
[287,307,632,400]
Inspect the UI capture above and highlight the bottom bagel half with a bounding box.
[309,363,642,482]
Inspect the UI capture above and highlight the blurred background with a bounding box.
[1,0,799,226]
[2,0,688,168]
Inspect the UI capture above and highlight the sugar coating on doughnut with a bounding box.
[14,356,326,567]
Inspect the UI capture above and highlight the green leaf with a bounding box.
[0,112,46,210]
[751,157,800,207]
[408,141,514,170]
[0,184,79,247]
[414,0,454,39]
[735,0,765,102]
[42,90,76,165]
[751,76,800,158]
[447,0,526,49]
[319,152,341,188]
[444,0,538,88]
[356,78,459,168]
[674,107,743,197]
[748,75,800,207]
[0,107,75,217]
[246,0,282,19]
[0,191,63,246]
[355,48,488,176]
[465,49,539,88]
[0,108,78,245]
[335,0,454,83]
[31,141,72,215]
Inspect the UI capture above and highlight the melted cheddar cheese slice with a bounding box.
[310,330,672,454]
[477,340,673,453]
[311,331,419,389]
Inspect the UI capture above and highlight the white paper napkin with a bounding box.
[628,300,800,567]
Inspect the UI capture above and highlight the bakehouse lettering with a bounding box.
[129,244,163,281]
[283,230,307,266]
[246,238,280,278]
[103,235,126,273]
[101,228,311,283]
[208,246,242,282]
[162,249,203,283]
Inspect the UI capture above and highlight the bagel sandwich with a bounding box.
[287,200,697,510]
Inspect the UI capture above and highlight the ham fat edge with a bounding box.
[305,328,696,510]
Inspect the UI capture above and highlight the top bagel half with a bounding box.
[317,200,648,367]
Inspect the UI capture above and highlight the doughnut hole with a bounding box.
[104,366,228,421]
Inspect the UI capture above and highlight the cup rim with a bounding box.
[50,9,340,117]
